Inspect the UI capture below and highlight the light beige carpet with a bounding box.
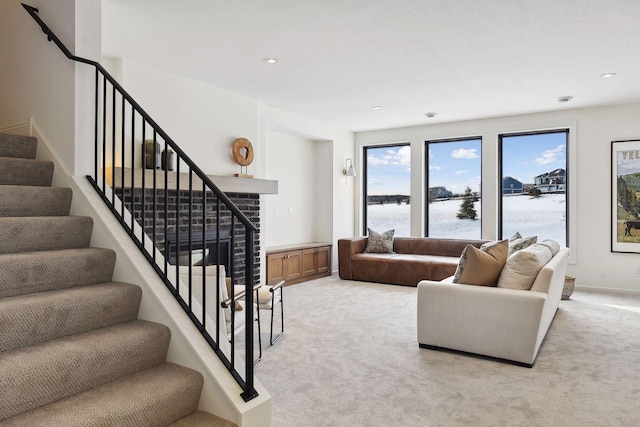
[254,276,640,426]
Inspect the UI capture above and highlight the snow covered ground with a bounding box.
[367,193,566,245]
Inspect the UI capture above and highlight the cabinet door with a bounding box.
[302,248,317,275]
[267,252,286,285]
[284,250,303,281]
[316,246,331,274]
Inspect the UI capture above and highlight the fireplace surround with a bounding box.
[116,188,260,286]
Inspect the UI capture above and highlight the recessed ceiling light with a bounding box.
[557,96,573,103]
[263,58,279,64]
[425,112,436,118]
[600,72,617,78]
[371,106,382,110]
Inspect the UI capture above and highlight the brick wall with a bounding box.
[117,188,260,286]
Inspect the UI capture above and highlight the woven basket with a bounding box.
[562,276,575,300]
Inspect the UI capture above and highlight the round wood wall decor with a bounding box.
[232,138,254,167]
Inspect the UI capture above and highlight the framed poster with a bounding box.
[611,139,640,253]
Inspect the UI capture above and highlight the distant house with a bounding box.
[535,168,566,193]
[502,176,523,194]
[429,186,452,199]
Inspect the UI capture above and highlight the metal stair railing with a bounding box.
[22,3,259,401]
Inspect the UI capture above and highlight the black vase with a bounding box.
[144,140,160,169]
[162,148,174,171]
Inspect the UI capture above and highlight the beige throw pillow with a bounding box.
[497,243,554,290]
[453,240,508,286]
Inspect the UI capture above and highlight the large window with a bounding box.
[426,137,482,239]
[363,144,411,236]
[499,130,568,246]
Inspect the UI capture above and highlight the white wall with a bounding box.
[107,59,355,271]
[264,131,318,246]
[115,59,259,177]
[356,102,640,292]
[0,0,77,169]
[259,105,355,270]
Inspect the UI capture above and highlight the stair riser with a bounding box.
[0,282,142,352]
[0,134,37,159]
[0,157,53,186]
[0,186,72,217]
[0,248,116,298]
[0,216,93,254]
[0,321,171,420]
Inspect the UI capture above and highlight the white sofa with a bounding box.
[417,247,569,367]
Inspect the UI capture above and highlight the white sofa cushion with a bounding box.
[538,239,560,256]
[497,243,553,290]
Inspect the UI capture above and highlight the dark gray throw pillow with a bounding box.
[365,228,395,253]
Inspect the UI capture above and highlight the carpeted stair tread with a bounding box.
[0,247,116,298]
[0,157,53,186]
[1,362,204,427]
[0,281,142,352]
[168,411,237,427]
[0,216,93,254]
[0,134,37,159]
[0,185,72,217]
[0,320,171,420]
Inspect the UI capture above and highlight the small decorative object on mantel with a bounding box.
[562,275,575,300]
[232,137,254,178]
[161,147,174,171]
[143,139,161,169]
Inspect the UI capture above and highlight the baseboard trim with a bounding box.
[0,122,30,135]
[575,285,640,295]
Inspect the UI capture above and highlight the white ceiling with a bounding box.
[102,0,640,132]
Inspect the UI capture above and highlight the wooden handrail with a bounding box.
[221,283,263,308]
[269,280,286,292]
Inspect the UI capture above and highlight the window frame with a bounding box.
[498,129,570,245]
[424,136,483,238]
[362,142,411,236]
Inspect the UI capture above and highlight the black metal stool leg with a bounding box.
[270,285,284,345]
[254,288,262,365]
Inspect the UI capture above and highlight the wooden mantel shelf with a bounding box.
[104,167,278,195]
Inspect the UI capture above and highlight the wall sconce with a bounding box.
[343,158,356,177]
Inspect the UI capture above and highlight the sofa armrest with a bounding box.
[338,238,368,280]
[417,280,547,365]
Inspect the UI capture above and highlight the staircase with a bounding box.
[0,133,234,426]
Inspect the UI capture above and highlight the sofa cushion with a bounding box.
[387,254,461,284]
[365,228,395,253]
[393,237,485,257]
[497,243,554,290]
[453,240,508,286]
[538,239,560,256]
[350,253,394,283]
[508,232,537,256]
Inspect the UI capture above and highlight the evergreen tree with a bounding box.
[528,187,542,198]
[457,186,478,220]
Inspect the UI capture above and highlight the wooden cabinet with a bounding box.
[267,243,332,285]
[266,250,302,284]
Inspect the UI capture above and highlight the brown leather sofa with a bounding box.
[338,237,487,286]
